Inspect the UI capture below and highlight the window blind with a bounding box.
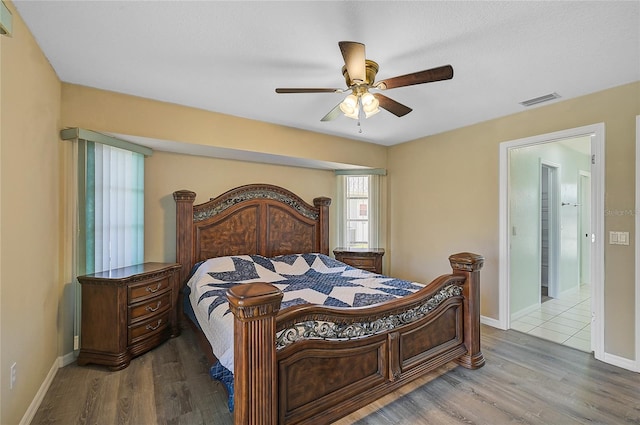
[84,141,144,273]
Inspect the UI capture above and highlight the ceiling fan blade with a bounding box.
[376,65,454,90]
[373,93,412,117]
[339,41,366,83]
[321,103,342,122]
[276,88,342,94]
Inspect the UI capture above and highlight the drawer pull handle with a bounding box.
[146,283,162,293]
[145,301,162,312]
[146,319,162,331]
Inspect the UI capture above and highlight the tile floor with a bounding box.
[511,284,592,352]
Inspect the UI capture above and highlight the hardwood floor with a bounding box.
[31,325,639,424]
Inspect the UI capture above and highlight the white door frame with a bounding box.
[498,123,605,361]
[578,170,592,287]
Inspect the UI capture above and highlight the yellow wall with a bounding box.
[145,153,387,274]
[388,81,639,359]
[144,151,338,264]
[60,84,388,170]
[0,1,62,423]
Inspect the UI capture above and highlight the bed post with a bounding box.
[314,196,331,255]
[173,190,196,285]
[449,252,485,369]
[227,283,284,425]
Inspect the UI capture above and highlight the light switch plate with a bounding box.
[618,232,629,245]
[609,231,630,245]
[609,231,618,244]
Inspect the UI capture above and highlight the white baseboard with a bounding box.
[19,351,75,425]
[19,358,58,425]
[59,351,77,367]
[603,352,639,373]
[510,303,541,322]
[481,315,506,330]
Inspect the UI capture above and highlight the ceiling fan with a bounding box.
[275,41,454,122]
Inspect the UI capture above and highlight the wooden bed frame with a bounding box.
[173,184,484,425]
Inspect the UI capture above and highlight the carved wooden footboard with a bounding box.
[227,252,484,425]
[173,185,484,425]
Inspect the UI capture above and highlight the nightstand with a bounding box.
[333,248,385,274]
[77,262,181,370]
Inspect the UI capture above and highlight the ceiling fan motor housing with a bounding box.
[342,59,379,88]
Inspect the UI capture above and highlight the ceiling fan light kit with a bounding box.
[339,86,381,120]
[275,41,454,123]
[339,94,359,119]
[361,92,380,118]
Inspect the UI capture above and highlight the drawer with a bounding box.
[128,292,171,324]
[77,262,180,370]
[340,256,376,270]
[128,276,170,303]
[128,311,170,345]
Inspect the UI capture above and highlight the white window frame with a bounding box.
[335,169,385,249]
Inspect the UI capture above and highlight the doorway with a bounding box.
[498,123,605,360]
[540,163,559,302]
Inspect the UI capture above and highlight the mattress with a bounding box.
[185,253,425,411]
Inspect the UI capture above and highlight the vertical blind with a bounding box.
[82,141,144,273]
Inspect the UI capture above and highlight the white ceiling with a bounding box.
[14,1,640,148]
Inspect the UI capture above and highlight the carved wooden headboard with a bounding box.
[173,184,331,285]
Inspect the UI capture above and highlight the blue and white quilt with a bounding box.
[185,253,425,411]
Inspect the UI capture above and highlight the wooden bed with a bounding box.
[173,183,484,425]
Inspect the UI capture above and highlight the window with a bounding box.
[62,128,152,349]
[336,170,385,249]
[346,175,370,247]
[81,141,145,273]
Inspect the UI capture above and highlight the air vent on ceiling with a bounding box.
[519,92,561,107]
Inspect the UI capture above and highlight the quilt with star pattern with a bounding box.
[184,252,425,411]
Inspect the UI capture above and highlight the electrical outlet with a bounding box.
[10,362,16,390]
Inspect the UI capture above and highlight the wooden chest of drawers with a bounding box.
[77,262,181,370]
[333,248,385,274]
